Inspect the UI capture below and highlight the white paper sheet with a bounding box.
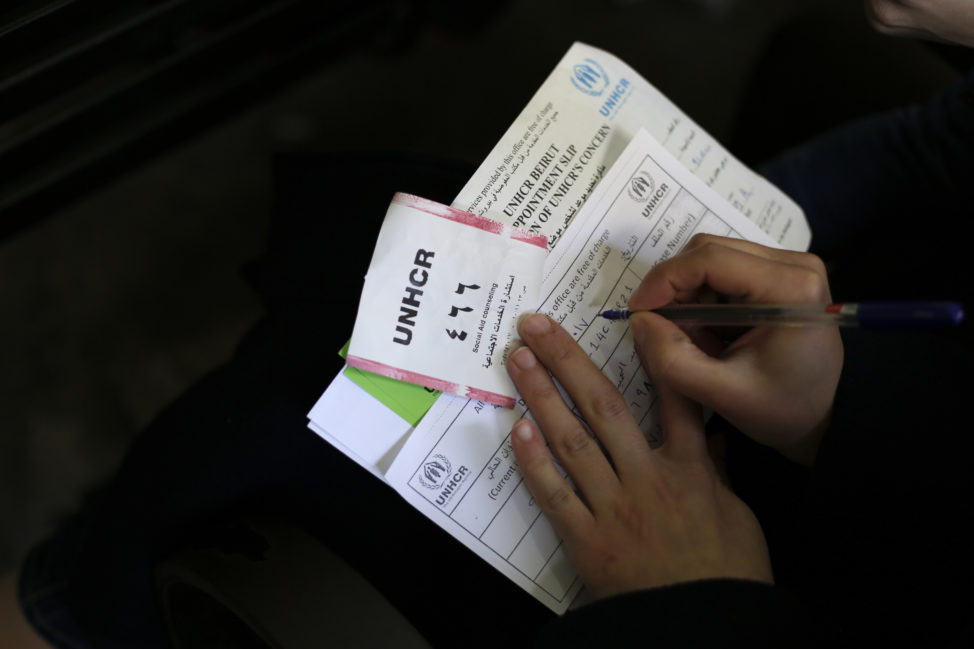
[384,129,781,613]
[453,42,808,251]
[306,369,414,480]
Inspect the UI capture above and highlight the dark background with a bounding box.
[0,0,966,574]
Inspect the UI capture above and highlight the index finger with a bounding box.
[515,314,652,480]
[629,239,831,310]
[681,234,827,277]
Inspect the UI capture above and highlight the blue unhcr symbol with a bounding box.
[570,58,609,96]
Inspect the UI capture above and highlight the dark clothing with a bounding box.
[761,69,974,305]
[536,580,815,648]
[732,68,974,647]
[19,73,974,649]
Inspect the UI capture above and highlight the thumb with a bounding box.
[652,375,709,464]
[630,312,741,417]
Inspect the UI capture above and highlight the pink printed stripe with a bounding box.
[346,354,515,409]
[394,192,501,233]
[393,192,548,250]
[347,355,461,394]
[510,228,549,249]
[465,386,516,409]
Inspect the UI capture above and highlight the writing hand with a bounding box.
[628,234,843,465]
[507,314,772,600]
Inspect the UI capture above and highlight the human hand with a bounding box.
[506,313,773,600]
[865,0,974,47]
[628,234,843,465]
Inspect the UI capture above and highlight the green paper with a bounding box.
[339,340,440,426]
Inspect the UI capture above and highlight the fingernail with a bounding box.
[513,420,533,442]
[521,314,551,336]
[510,346,537,369]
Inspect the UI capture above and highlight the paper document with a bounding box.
[383,129,781,613]
[347,193,547,408]
[307,42,810,612]
[342,365,439,426]
[307,369,414,480]
[453,42,808,251]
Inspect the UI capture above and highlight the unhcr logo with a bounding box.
[627,170,656,202]
[418,454,452,489]
[414,454,473,508]
[570,58,608,96]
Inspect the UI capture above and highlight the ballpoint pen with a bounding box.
[598,302,965,328]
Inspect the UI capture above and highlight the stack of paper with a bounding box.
[307,42,809,613]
